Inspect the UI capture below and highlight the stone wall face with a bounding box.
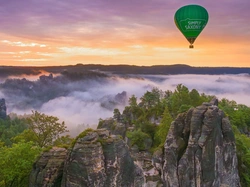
[163,100,241,187]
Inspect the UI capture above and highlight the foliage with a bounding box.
[0,117,28,147]
[128,95,137,107]
[233,126,250,187]
[219,99,250,134]
[167,84,211,117]
[178,104,193,113]
[113,108,121,121]
[0,142,41,187]
[121,85,211,154]
[53,135,74,149]
[126,130,151,151]
[14,111,68,147]
[154,107,173,148]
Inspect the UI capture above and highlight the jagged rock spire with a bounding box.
[163,100,241,187]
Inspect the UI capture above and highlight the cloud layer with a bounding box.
[1,73,250,136]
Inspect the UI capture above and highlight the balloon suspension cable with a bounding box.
[189,44,194,49]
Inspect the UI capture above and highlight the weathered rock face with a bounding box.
[61,129,144,187]
[29,147,68,187]
[163,99,241,187]
[0,98,7,119]
[97,118,127,138]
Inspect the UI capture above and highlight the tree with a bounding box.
[189,89,201,106]
[154,107,173,147]
[113,108,121,121]
[168,84,191,117]
[128,95,137,107]
[16,111,68,147]
[140,88,161,109]
[0,117,28,147]
[126,130,151,151]
[53,135,73,149]
[0,142,41,187]
[233,126,250,187]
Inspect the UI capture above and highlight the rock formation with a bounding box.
[30,129,145,187]
[29,147,67,187]
[0,98,7,119]
[100,91,127,110]
[163,98,241,187]
[97,118,127,138]
[61,129,144,187]
[29,98,241,187]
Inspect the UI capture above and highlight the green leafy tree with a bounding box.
[123,95,142,124]
[219,99,250,134]
[12,129,37,144]
[113,108,121,121]
[189,89,201,106]
[126,130,151,151]
[15,111,68,147]
[0,142,41,187]
[154,107,173,147]
[128,95,137,108]
[178,104,193,113]
[169,84,191,117]
[0,117,28,147]
[140,88,161,109]
[233,126,250,187]
[53,135,73,149]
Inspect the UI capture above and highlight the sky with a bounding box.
[0,0,250,67]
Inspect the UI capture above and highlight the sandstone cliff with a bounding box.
[29,147,67,186]
[61,129,144,187]
[0,98,7,119]
[29,98,241,187]
[162,98,241,187]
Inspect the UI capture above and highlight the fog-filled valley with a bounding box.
[1,69,250,135]
[1,67,250,187]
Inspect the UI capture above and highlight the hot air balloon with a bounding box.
[174,4,209,48]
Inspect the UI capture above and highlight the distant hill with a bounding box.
[1,64,250,78]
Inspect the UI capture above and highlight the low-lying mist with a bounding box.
[1,72,249,136]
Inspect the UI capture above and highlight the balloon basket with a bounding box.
[189,44,194,49]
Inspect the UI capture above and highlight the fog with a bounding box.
[1,73,250,136]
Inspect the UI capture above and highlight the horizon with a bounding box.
[1,63,250,69]
[1,1,250,67]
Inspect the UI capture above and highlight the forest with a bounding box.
[0,84,250,187]
[1,64,250,79]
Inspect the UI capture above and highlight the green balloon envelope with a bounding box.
[174,4,209,48]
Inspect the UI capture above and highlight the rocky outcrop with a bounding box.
[163,99,241,187]
[0,98,7,119]
[100,91,127,110]
[61,129,144,187]
[29,147,67,187]
[98,118,127,138]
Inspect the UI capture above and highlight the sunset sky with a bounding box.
[1,0,250,67]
